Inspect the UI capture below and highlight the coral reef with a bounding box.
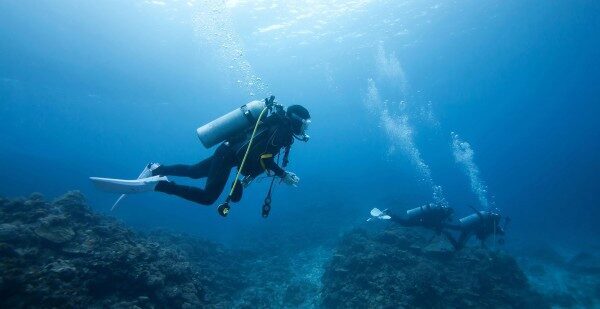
[0,192,205,307]
[2,191,595,308]
[146,230,327,308]
[0,192,326,308]
[515,243,600,307]
[321,226,549,308]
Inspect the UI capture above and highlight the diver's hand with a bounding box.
[265,95,275,106]
[282,171,300,187]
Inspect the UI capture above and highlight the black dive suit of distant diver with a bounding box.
[384,205,507,251]
[389,204,455,233]
[443,211,506,250]
[151,114,295,205]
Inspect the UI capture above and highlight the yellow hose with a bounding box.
[227,106,269,199]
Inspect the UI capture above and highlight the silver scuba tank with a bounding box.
[406,204,446,220]
[196,100,267,148]
[459,213,481,227]
[406,205,430,220]
[459,211,494,228]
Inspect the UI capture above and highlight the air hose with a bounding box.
[262,151,282,218]
[218,106,269,217]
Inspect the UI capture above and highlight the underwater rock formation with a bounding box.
[0,191,326,308]
[321,226,549,308]
[0,192,217,308]
[515,243,600,307]
[4,191,592,308]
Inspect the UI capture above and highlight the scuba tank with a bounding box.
[196,100,267,148]
[406,204,431,220]
[406,203,450,220]
[459,211,500,228]
[459,212,483,227]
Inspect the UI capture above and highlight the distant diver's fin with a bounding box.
[370,208,384,217]
[368,208,391,221]
[90,175,168,194]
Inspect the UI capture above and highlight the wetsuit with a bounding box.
[153,115,293,205]
[444,213,505,250]
[390,207,453,232]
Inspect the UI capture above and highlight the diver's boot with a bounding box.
[139,163,161,178]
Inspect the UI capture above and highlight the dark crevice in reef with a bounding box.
[1,192,597,308]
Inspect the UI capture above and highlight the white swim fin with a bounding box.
[107,163,161,211]
[367,208,391,221]
[371,208,384,217]
[90,175,168,194]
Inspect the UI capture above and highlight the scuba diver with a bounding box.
[91,96,311,217]
[443,209,509,250]
[368,205,509,251]
[368,203,455,233]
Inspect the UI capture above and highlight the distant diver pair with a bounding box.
[368,204,510,250]
[90,96,311,217]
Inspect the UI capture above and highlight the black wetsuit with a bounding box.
[444,214,505,250]
[153,115,293,205]
[390,208,453,232]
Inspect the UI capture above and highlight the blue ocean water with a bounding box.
[1,0,598,254]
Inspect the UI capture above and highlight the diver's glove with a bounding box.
[282,171,300,187]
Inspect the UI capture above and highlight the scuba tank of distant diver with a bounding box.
[405,203,452,220]
[459,211,500,228]
[196,99,269,148]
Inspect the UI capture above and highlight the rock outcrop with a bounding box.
[0,192,327,308]
[0,192,211,308]
[3,191,593,308]
[515,243,600,307]
[321,227,549,308]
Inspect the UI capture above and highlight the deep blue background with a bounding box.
[1,0,598,248]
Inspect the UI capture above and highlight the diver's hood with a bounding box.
[289,113,311,142]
